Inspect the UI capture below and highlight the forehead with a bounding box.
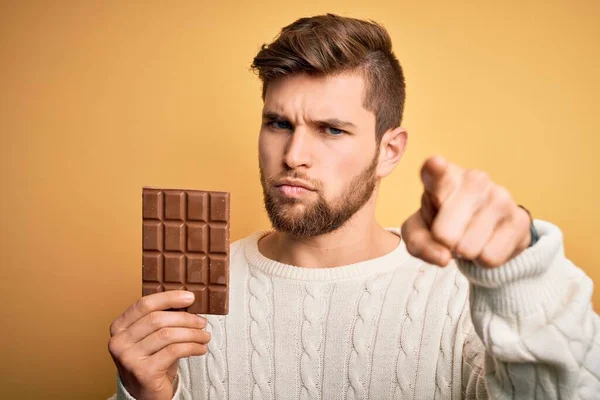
[263,72,373,123]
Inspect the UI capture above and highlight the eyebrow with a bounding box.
[262,110,356,129]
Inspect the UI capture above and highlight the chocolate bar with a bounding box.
[142,187,230,315]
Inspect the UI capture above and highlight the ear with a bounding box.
[376,126,408,178]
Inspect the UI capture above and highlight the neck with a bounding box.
[258,196,401,268]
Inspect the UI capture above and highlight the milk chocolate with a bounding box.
[142,187,230,315]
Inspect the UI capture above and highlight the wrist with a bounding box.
[456,219,564,315]
[517,205,540,248]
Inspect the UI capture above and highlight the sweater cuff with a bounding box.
[456,219,565,316]
[116,374,136,400]
[116,372,182,400]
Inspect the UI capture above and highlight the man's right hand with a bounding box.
[108,290,211,400]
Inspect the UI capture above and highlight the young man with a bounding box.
[109,14,600,399]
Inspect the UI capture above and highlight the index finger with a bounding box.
[110,290,195,336]
[420,156,461,208]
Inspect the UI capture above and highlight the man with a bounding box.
[108,14,600,399]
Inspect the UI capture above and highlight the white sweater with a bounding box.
[116,220,600,399]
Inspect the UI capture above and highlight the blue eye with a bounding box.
[268,120,292,130]
[326,127,344,136]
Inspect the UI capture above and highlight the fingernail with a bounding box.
[183,291,195,301]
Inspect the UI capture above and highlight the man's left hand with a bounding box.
[401,155,532,268]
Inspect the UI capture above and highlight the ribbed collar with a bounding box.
[243,228,415,281]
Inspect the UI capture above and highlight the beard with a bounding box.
[259,151,379,239]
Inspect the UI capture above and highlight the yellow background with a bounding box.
[1,1,598,398]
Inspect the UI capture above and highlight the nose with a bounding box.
[283,129,313,170]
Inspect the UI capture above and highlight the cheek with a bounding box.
[258,131,278,169]
[336,145,368,175]
[320,152,361,196]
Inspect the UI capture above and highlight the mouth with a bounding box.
[273,179,316,198]
[275,178,315,189]
[276,184,314,198]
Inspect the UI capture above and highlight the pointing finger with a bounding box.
[432,174,491,249]
[420,156,462,209]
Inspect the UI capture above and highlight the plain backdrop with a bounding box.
[1,1,598,398]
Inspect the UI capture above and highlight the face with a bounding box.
[258,72,382,238]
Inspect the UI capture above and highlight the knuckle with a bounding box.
[432,227,457,249]
[456,241,479,260]
[107,337,121,357]
[109,321,119,337]
[187,312,204,328]
[492,186,513,209]
[136,296,151,315]
[466,169,491,191]
[479,250,503,268]
[147,312,163,329]
[166,343,181,357]
[133,296,150,315]
[466,169,488,182]
[455,243,472,258]
[464,168,477,179]
[157,327,172,342]
[477,170,490,183]
[404,235,423,257]
[449,170,463,188]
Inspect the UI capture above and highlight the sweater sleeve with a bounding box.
[112,358,194,400]
[456,219,600,399]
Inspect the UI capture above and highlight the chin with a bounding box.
[279,202,308,216]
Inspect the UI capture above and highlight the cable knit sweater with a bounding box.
[115,220,600,399]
